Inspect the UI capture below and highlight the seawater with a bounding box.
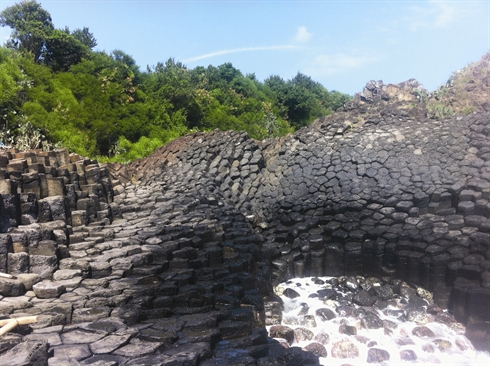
[268,277,490,365]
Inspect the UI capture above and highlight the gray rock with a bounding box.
[304,342,328,358]
[269,325,294,345]
[53,269,82,281]
[331,339,359,359]
[51,344,92,362]
[125,342,211,365]
[24,332,63,346]
[0,340,49,366]
[367,348,390,363]
[29,255,58,279]
[61,329,107,344]
[0,278,26,297]
[16,273,41,290]
[112,339,162,357]
[7,252,29,275]
[90,334,132,354]
[32,280,66,298]
[72,307,111,323]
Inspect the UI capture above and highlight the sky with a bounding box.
[0,0,489,95]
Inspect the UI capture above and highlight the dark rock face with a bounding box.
[367,347,390,363]
[0,79,490,363]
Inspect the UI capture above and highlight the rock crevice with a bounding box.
[1,77,489,364]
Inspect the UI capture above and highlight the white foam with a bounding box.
[268,277,490,365]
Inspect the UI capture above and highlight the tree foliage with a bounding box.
[0,0,53,61]
[0,0,351,162]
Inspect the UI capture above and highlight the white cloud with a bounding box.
[183,45,297,63]
[305,52,379,76]
[433,2,458,27]
[294,26,312,43]
[407,0,468,31]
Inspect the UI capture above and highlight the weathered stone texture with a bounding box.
[0,78,489,363]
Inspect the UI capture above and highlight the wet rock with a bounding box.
[264,297,283,325]
[299,315,317,328]
[412,326,435,338]
[339,323,358,336]
[283,288,301,299]
[313,332,330,345]
[394,337,415,346]
[258,346,319,366]
[131,342,211,365]
[331,339,359,359]
[435,312,465,333]
[407,306,428,324]
[304,342,328,358]
[316,289,337,300]
[269,325,295,345]
[374,284,394,300]
[294,327,314,342]
[352,290,376,306]
[400,349,417,361]
[315,308,336,321]
[179,328,219,345]
[433,339,452,351]
[219,320,252,340]
[209,349,255,365]
[361,312,384,329]
[416,287,433,303]
[343,276,359,291]
[336,304,354,317]
[422,344,435,353]
[465,321,490,351]
[367,348,390,363]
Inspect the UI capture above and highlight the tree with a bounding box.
[0,0,54,62]
[144,58,202,128]
[70,27,97,50]
[43,29,90,71]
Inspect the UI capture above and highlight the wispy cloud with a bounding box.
[305,52,379,76]
[294,26,312,43]
[183,45,297,63]
[407,0,467,31]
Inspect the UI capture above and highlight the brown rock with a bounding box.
[331,340,359,359]
[304,342,328,358]
[412,326,435,338]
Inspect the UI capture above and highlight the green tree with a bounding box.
[69,27,97,50]
[43,29,90,71]
[144,58,202,128]
[0,0,54,62]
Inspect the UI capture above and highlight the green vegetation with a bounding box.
[0,1,351,162]
[427,103,454,119]
[426,53,490,119]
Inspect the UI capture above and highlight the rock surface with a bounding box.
[1,68,490,363]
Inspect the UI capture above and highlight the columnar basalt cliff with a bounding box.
[0,55,489,364]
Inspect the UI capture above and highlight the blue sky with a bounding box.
[1,0,489,95]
